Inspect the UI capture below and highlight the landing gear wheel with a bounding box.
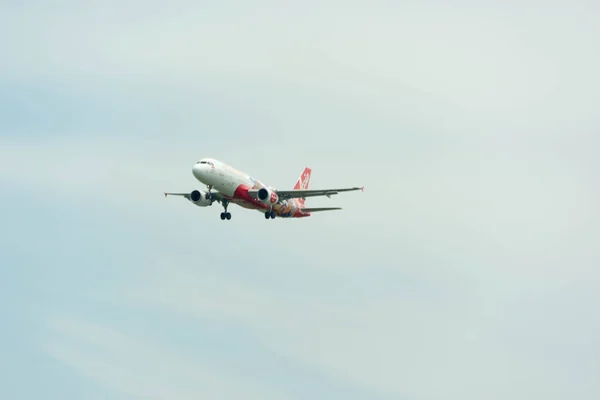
[220,199,231,221]
[265,210,276,219]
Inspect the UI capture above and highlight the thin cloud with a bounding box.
[42,316,292,400]
[122,261,597,399]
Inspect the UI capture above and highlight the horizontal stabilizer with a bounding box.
[300,207,342,212]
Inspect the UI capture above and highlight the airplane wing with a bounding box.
[164,192,192,199]
[300,207,342,212]
[275,186,364,200]
[164,191,224,203]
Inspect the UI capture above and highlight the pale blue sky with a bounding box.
[1,1,599,399]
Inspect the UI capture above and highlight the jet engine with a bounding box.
[257,187,278,205]
[189,190,211,207]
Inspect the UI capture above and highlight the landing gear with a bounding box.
[264,210,276,219]
[207,185,214,205]
[220,199,231,221]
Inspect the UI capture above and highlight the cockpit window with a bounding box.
[196,160,214,166]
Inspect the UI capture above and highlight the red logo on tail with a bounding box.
[293,167,311,207]
[294,168,312,190]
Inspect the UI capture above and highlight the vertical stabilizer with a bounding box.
[293,167,311,206]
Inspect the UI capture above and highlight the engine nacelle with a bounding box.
[189,190,211,207]
[257,187,278,205]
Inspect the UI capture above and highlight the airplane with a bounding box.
[165,158,364,220]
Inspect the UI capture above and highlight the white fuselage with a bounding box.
[192,159,257,196]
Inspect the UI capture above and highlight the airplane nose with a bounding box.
[192,163,204,180]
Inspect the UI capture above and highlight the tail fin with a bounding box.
[293,167,311,206]
[293,167,311,190]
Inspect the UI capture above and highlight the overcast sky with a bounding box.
[1,1,599,399]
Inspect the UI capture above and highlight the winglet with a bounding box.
[164,192,168,197]
[361,186,364,192]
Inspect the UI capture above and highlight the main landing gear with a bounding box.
[264,210,276,219]
[220,212,231,220]
[220,199,231,221]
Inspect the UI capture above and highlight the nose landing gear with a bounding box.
[207,185,215,205]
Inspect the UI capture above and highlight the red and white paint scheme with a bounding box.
[165,158,363,220]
